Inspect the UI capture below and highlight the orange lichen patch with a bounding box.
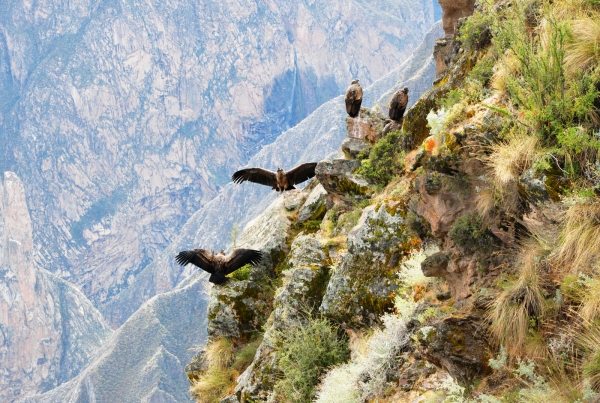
[425,137,437,152]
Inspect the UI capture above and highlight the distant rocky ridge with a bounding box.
[0,172,112,402]
[101,21,444,327]
[0,0,436,313]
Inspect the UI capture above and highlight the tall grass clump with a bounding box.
[554,198,600,272]
[190,337,261,403]
[488,244,546,357]
[273,316,350,403]
[490,1,600,167]
[578,325,600,391]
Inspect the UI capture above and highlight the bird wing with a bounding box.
[175,249,214,273]
[286,162,318,185]
[223,249,263,275]
[232,168,277,187]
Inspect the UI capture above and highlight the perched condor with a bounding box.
[231,162,318,192]
[389,87,409,122]
[175,248,263,284]
[345,79,363,118]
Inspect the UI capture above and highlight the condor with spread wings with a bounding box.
[231,163,318,192]
[175,248,263,284]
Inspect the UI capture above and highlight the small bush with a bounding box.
[274,316,350,403]
[357,130,406,187]
[458,0,495,50]
[228,263,252,281]
[315,311,414,403]
[449,213,495,253]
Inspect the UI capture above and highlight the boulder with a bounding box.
[297,184,328,224]
[207,280,272,340]
[417,312,492,384]
[320,199,413,327]
[346,107,388,143]
[438,0,476,37]
[315,159,370,200]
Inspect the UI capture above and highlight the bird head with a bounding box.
[351,79,359,85]
[277,167,284,174]
[403,87,409,93]
[219,249,226,255]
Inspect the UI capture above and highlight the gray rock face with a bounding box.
[320,199,411,327]
[235,233,331,402]
[100,21,444,328]
[296,184,328,224]
[0,172,112,403]
[315,159,370,199]
[0,0,436,321]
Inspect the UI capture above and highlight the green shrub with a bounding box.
[458,0,495,50]
[228,263,252,281]
[357,130,405,187]
[274,316,350,403]
[449,213,495,253]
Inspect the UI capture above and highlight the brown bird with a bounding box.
[389,87,409,122]
[231,163,318,192]
[345,79,363,118]
[175,248,263,284]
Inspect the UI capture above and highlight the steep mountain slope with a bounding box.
[0,172,112,402]
[0,0,436,311]
[19,272,210,403]
[102,21,445,327]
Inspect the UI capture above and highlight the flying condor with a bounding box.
[389,87,409,122]
[175,248,263,284]
[345,79,363,118]
[231,162,318,192]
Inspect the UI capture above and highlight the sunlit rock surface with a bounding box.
[0,172,111,402]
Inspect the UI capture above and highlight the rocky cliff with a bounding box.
[0,0,437,318]
[186,0,600,401]
[0,172,112,402]
[101,21,445,328]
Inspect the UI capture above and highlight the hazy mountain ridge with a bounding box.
[0,172,112,402]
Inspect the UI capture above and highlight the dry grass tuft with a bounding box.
[578,324,600,390]
[487,134,539,186]
[565,18,600,73]
[554,200,600,272]
[579,276,600,322]
[488,243,546,357]
[204,337,235,370]
[491,51,521,96]
[190,369,235,403]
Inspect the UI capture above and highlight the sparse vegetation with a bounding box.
[190,337,261,403]
[449,213,495,254]
[273,315,350,403]
[488,245,546,357]
[357,130,406,187]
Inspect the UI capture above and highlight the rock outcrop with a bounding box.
[438,0,476,37]
[0,172,112,402]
